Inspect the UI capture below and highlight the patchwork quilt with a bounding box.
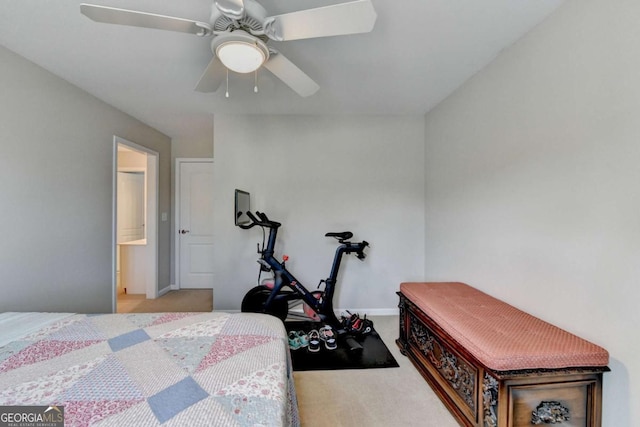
[0,312,299,427]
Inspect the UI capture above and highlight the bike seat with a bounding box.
[325,231,353,241]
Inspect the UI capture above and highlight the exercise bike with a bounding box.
[239,211,369,348]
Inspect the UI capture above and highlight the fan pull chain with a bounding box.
[225,69,230,98]
[254,70,259,93]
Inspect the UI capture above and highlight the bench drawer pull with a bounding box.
[531,401,570,424]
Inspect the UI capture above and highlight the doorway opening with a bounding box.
[112,136,159,312]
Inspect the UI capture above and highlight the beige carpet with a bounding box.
[294,315,459,427]
[116,289,213,313]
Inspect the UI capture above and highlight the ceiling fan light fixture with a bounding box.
[213,31,269,74]
[217,41,265,73]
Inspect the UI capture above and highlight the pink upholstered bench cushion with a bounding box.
[400,282,609,371]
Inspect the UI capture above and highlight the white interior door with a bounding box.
[178,161,214,288]
[117,171,145,243]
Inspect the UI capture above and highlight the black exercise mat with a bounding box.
[285,321,399,371]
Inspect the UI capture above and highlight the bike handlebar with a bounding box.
[240,212,368,258]
[239,211,281,229]
[356,241,369,260]
[247,211,260,223]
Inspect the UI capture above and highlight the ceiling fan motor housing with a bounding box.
[211,0,268,36]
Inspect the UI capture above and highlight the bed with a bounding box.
[0,311,299,427]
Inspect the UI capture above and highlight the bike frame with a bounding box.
[243,211,368,329]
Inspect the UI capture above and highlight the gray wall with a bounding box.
[423,0,639,425]
[212,114,425,311]
[0,45,171,313]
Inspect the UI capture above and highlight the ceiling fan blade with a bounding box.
[263,52,319,97]
[194,56,226,92]
[80,3,212,36]
[265,0,376,41]
[214,0,245,20]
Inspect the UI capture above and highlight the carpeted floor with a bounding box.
[294,315,458,427]
[116,289,213,313]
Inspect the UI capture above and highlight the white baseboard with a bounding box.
[170,284,179,291]
[270,306,398,317]
[214,308,398,316]
[336,308,399,316]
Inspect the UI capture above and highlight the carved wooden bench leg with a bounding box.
[396,294,410,356]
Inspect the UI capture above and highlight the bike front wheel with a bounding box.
[241,286,288,322]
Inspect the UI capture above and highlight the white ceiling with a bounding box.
[0,0,563,141]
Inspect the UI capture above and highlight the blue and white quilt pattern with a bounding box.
[0,312,299,426]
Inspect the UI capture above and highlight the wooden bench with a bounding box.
[396,282,609,427]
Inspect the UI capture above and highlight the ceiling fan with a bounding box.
[80,0,377,97]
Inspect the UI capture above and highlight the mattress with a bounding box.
[0,311,299,427]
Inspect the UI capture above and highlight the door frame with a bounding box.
[112,136,159,312]
[174,158,214,289]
